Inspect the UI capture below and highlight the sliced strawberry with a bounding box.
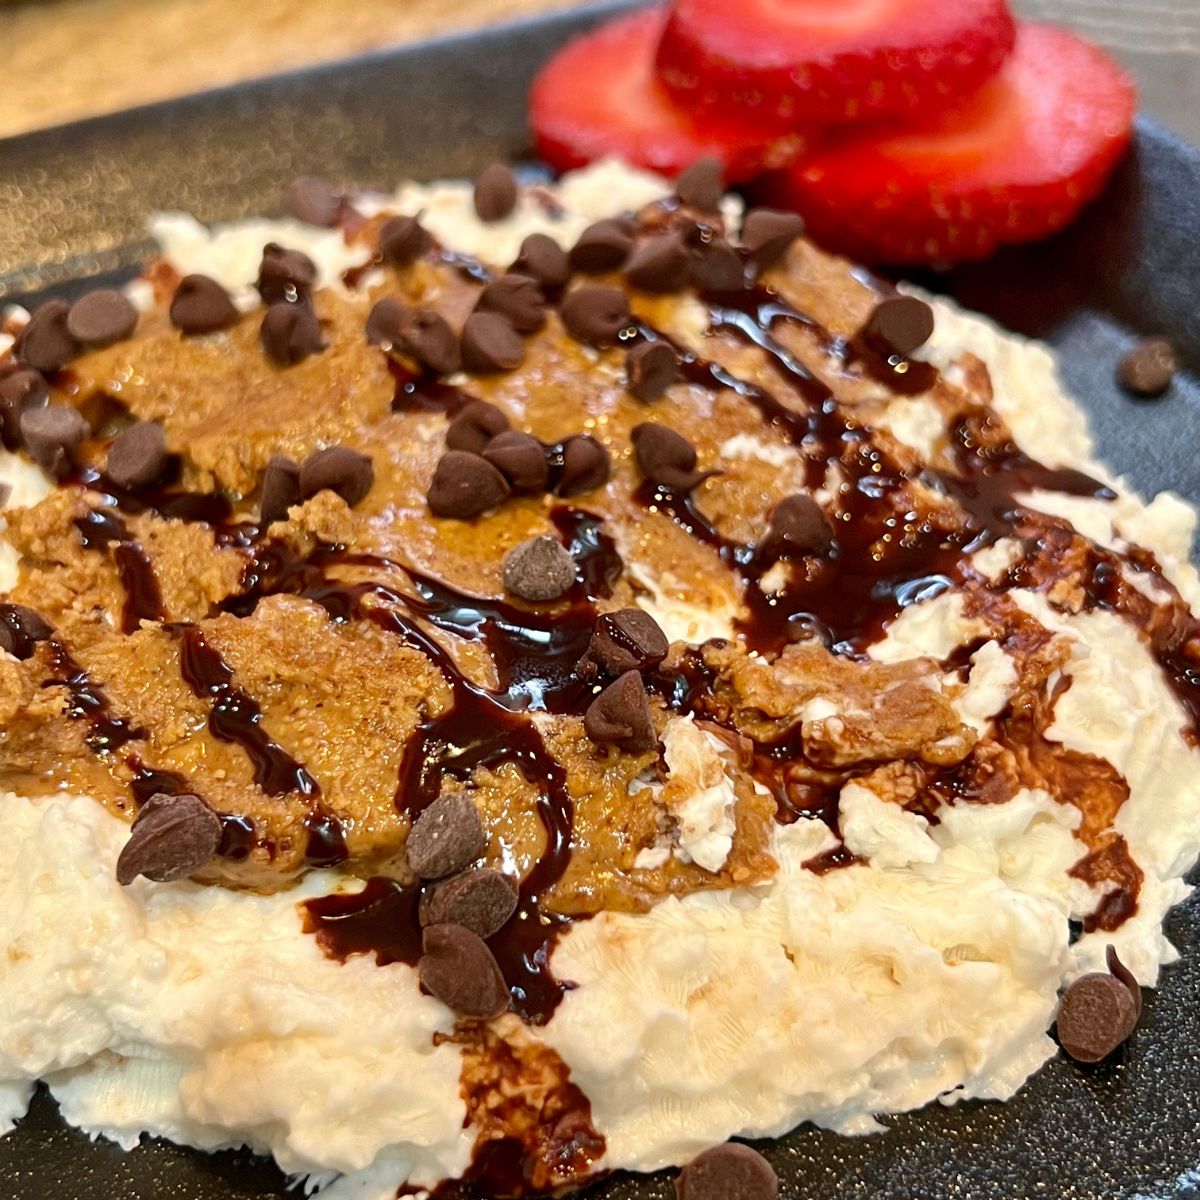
[657,0,1015,128]
[760,24,1136,266]
[529,10,809,184]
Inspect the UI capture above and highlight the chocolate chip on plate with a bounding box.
[585,670,657,754]
[570,220,634,274]
[476,274,547,333]
[503,535,576,602]
[741,208,805,270]
[260,454,302,525]
[288,176,343,227]
[861,295,935,359]
[300,445,375,507]
[512,232,571,290]
[626,340,680,402]
[260,301,324,365]
[419,923,510,1019]
[483,430,549,491]
[14,299,80,373]
[400,308,462,375]
[561,285,631,347]
[20,404,88,477]
[379,214,432,267]
[106,421,169,489]
[365,296,405,347]
[0,368,48,445]
[632,422,714,492]
[675,157,724,212]
[556,434,611,496]
[446,400,510,454]
[1057,947,1143,1064]
[690,238,744,293]
[461,312,525,374]
[0,603,53,660]
[627,232,691,293]
[579,608,669,679]
[764,493,836,556]
[406,791,488,880]
[427,450,511,518]
[115,792,223,886]
[473,162,519,223]
[66,289,139,348]
[257,242,318,305]
[675,1144,778,1200]
[1117,337,1178,398]
[419,867,519,939]
[169,274,239,335]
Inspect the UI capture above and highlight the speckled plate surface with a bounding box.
[0,4,1198,1198]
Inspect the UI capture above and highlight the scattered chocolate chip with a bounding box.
[627,233,691,293]
[260,454,301,524]
[0,603,53,660]
[397,308,461,375]
[446,400,510,454]
[365,296,406,348]
[626,340,680,402]
[288,176,343,227]
[503,535,576,602]
[260,301,324,365]
[300,445,374,507]
[861,295,935,359]
[66,289,138,348]
[428,450,511,518]
[115,792,223,886]
[763,493,835,556]
[473,162,519,223]
[512,232,571,289]
[14,300,80,373]
[632,422,714,492]
[570,220,634,274]
[675,1144,778,1200]
[419,867,519,939]
[462,312,525,374]
[741,208,805,270]
[561,285,631,348]
[1057,954,1142,1063]
[476,274,547,333]
[257,243,318,305]
[1117,337,1178,398]
[0,368,48,446]
[690,238,744,293]
[407,791,488,880]
[419,922,509,1019]
[556,434,611,497]
[106,421,169,489]
[169,274,239,335]
[483,430,549,491]
[675,157,724,212]
[585,670,657,754]
[20,404,88,477]
[1106,944,1144,1021]
[580,608,669,679]
[379,214,432,266]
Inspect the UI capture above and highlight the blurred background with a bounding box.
[0,0,1197,142]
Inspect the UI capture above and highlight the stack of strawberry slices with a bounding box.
[529,1,1137,265]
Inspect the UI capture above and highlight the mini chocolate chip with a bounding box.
[861,295,935,358]
[764,493,835,556]
[379,214,432,266]
[1057,965,1141,1064]
[675,1144,778,1200]
[66,289,138,348]
[675,157,724,212]
[476,274,547,333]
[0,368,48,446]
[419,923,509,1019]
[169,274,239,335]
[399,308,461,375]
[627,233,691,293]
[106,421,169,489]
[14,300,80,373]
[288,176,343,227]
[503,535,576,602]
[579,608,669,679]
[300,445,374,507]
[257,243,318,305]
[473,162,519,223]
[690,238,744,293]
[461,312,525,374]
[0,603,53,660]
[512,232,571,289]
[20,404,88,477]
[115,792,223,886]
[570,220,634,274]
[260,454,301,524]
[483,430,549,491]
[407,791,488,880]
[741,208,805,270]
[632,422,714,492]
[556,434,611,497]
[585,670,657,754]
[627,341,680,402]
[420,867,519,938]
[1117,337,1178,398]
[428,450,512,518]
[446,400,510,454]
[365,296,405,347]
[561,285,631,347]
[260,301,324,365]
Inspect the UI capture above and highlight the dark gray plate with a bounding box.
[0,3,1198,1198]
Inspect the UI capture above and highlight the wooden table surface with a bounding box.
[0,0,1197,143]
